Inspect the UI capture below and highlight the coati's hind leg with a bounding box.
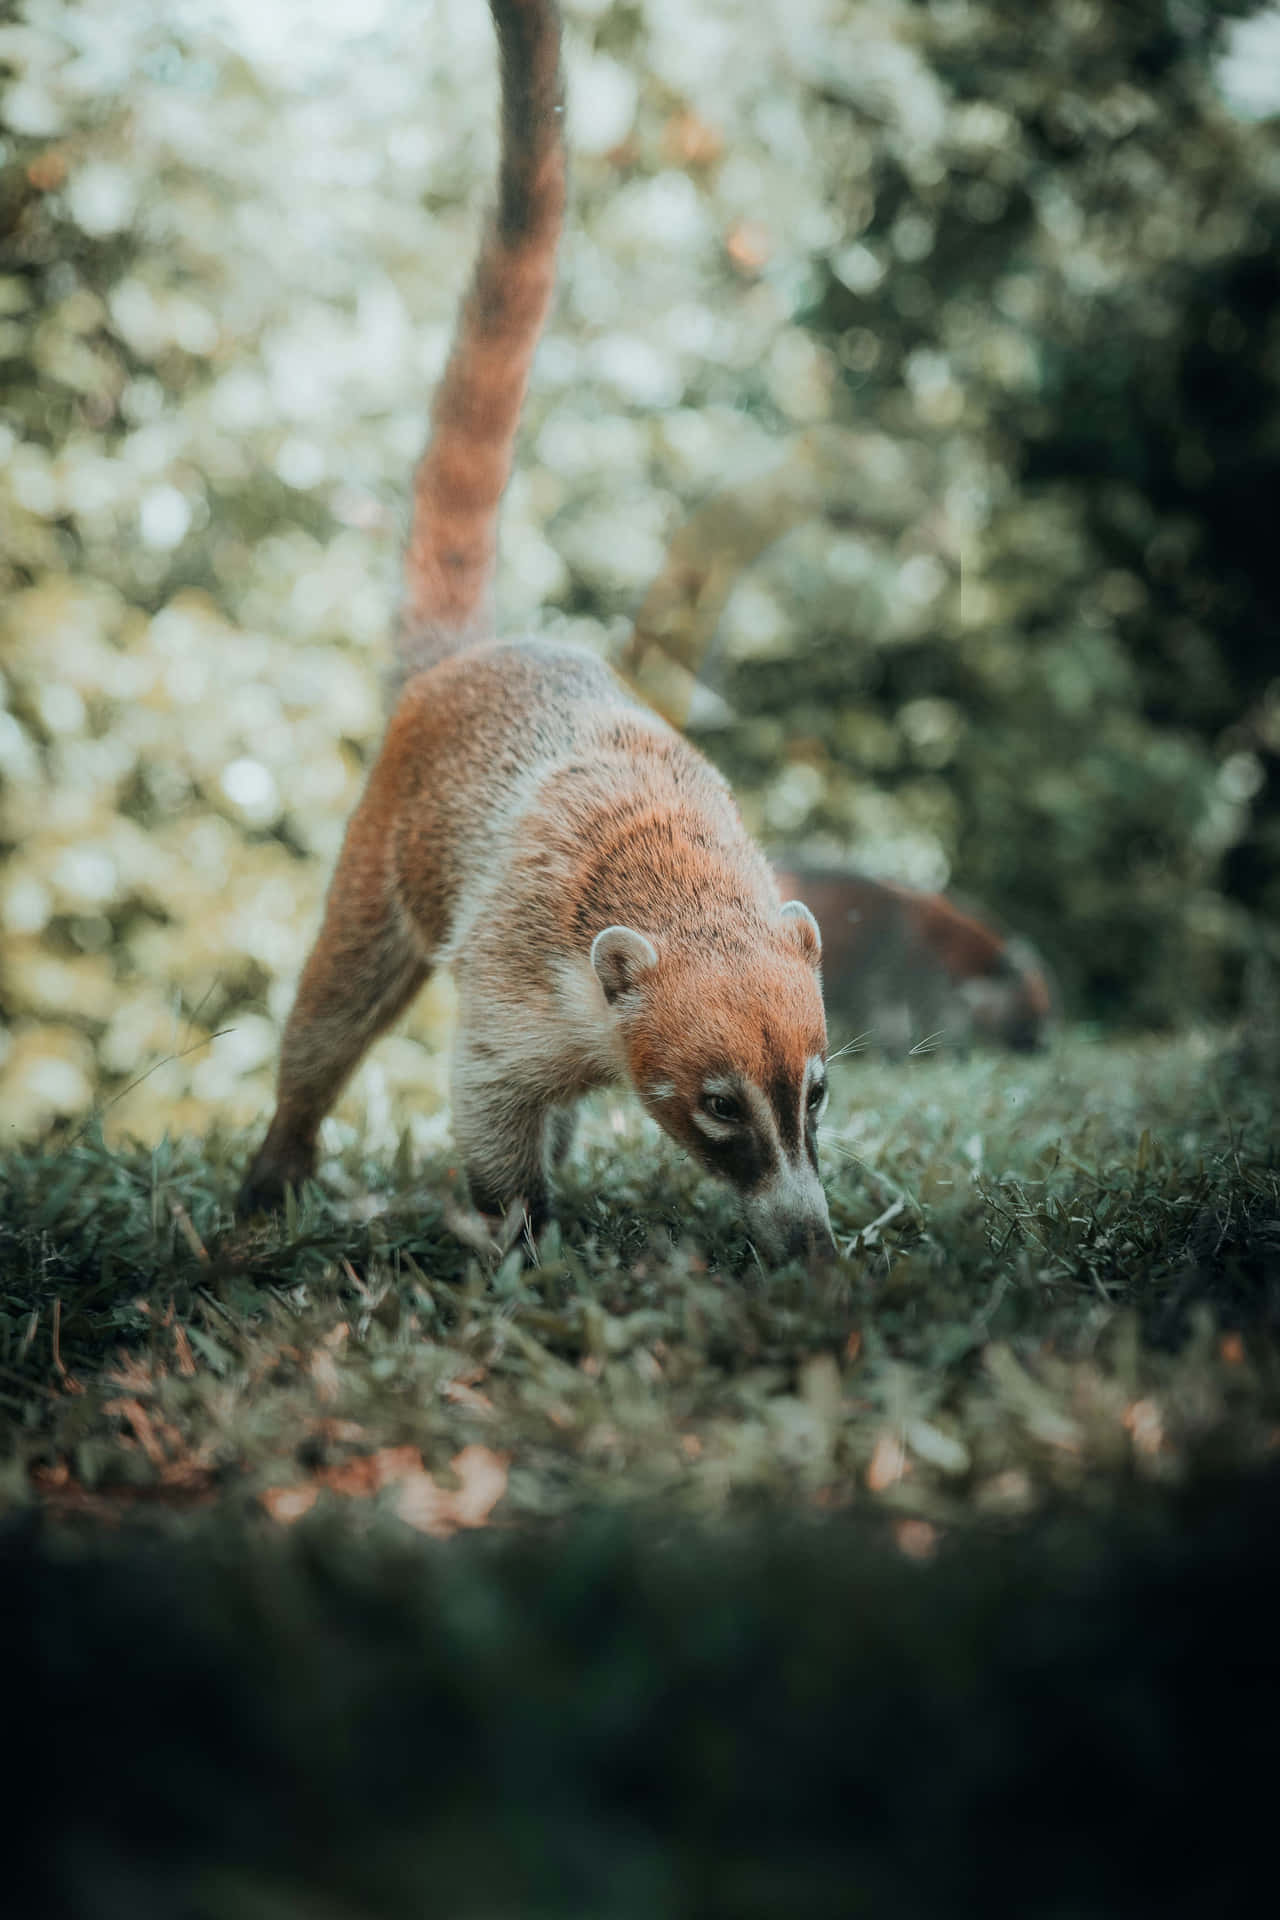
[237,818,429,1219]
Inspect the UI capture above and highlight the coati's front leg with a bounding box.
[237,806,429,1218]
[545,1105,578,1174]
[450,1028,572,1235]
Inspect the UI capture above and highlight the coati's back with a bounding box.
[371,638,778,965]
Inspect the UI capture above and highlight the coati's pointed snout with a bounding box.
[750,1209,838,1267]
[741,1163,837,1267]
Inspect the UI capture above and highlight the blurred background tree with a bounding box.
[660,0,1280,1028]
[0,0,1277,1144]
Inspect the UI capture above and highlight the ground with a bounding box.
[3,1026,1275,1526]
[2,1026,1278,1915]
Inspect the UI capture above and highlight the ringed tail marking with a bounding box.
[397,0,566,683]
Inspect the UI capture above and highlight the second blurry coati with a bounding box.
[772,865,1055,1056]
[238,0,834,1262]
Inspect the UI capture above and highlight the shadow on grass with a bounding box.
[5,1468,1279,1919]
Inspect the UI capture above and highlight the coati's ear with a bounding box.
[591,926,659,1004]
[780,898,822,967]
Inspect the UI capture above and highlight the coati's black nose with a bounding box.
[782,1219,838,1263]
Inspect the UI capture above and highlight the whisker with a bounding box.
[907,1029,947,1056]
[826,1031,872,1064]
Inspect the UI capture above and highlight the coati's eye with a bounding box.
[806,1081,826,1113]
[705,1091,744,1124]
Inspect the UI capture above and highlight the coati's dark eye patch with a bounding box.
[705,1091,745,1124]
[695,1126,772,1194]
[806,1080,826,1113]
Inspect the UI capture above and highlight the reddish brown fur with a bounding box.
[397,0,566,680]
[242,632,829,1242]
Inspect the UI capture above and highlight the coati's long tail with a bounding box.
[396,0,565,683]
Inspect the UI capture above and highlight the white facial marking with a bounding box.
[646,1080,677,1102]
[756,1155,828,1214]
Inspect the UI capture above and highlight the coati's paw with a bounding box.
[443,1191,552,1263]
[464,1177,551,1253]
[235,1141,317,1221]
[487,1197,552,1248]
[500,1204,552,1261]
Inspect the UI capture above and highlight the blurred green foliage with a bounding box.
[0,0,1277,1144]
[689,0,1280,1026]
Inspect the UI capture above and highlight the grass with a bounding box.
[1,1026,1276,1530]
[3,1026,1279,1915]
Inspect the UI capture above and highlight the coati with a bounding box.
[773,865,1056,1056]
[237,0,835,1262]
